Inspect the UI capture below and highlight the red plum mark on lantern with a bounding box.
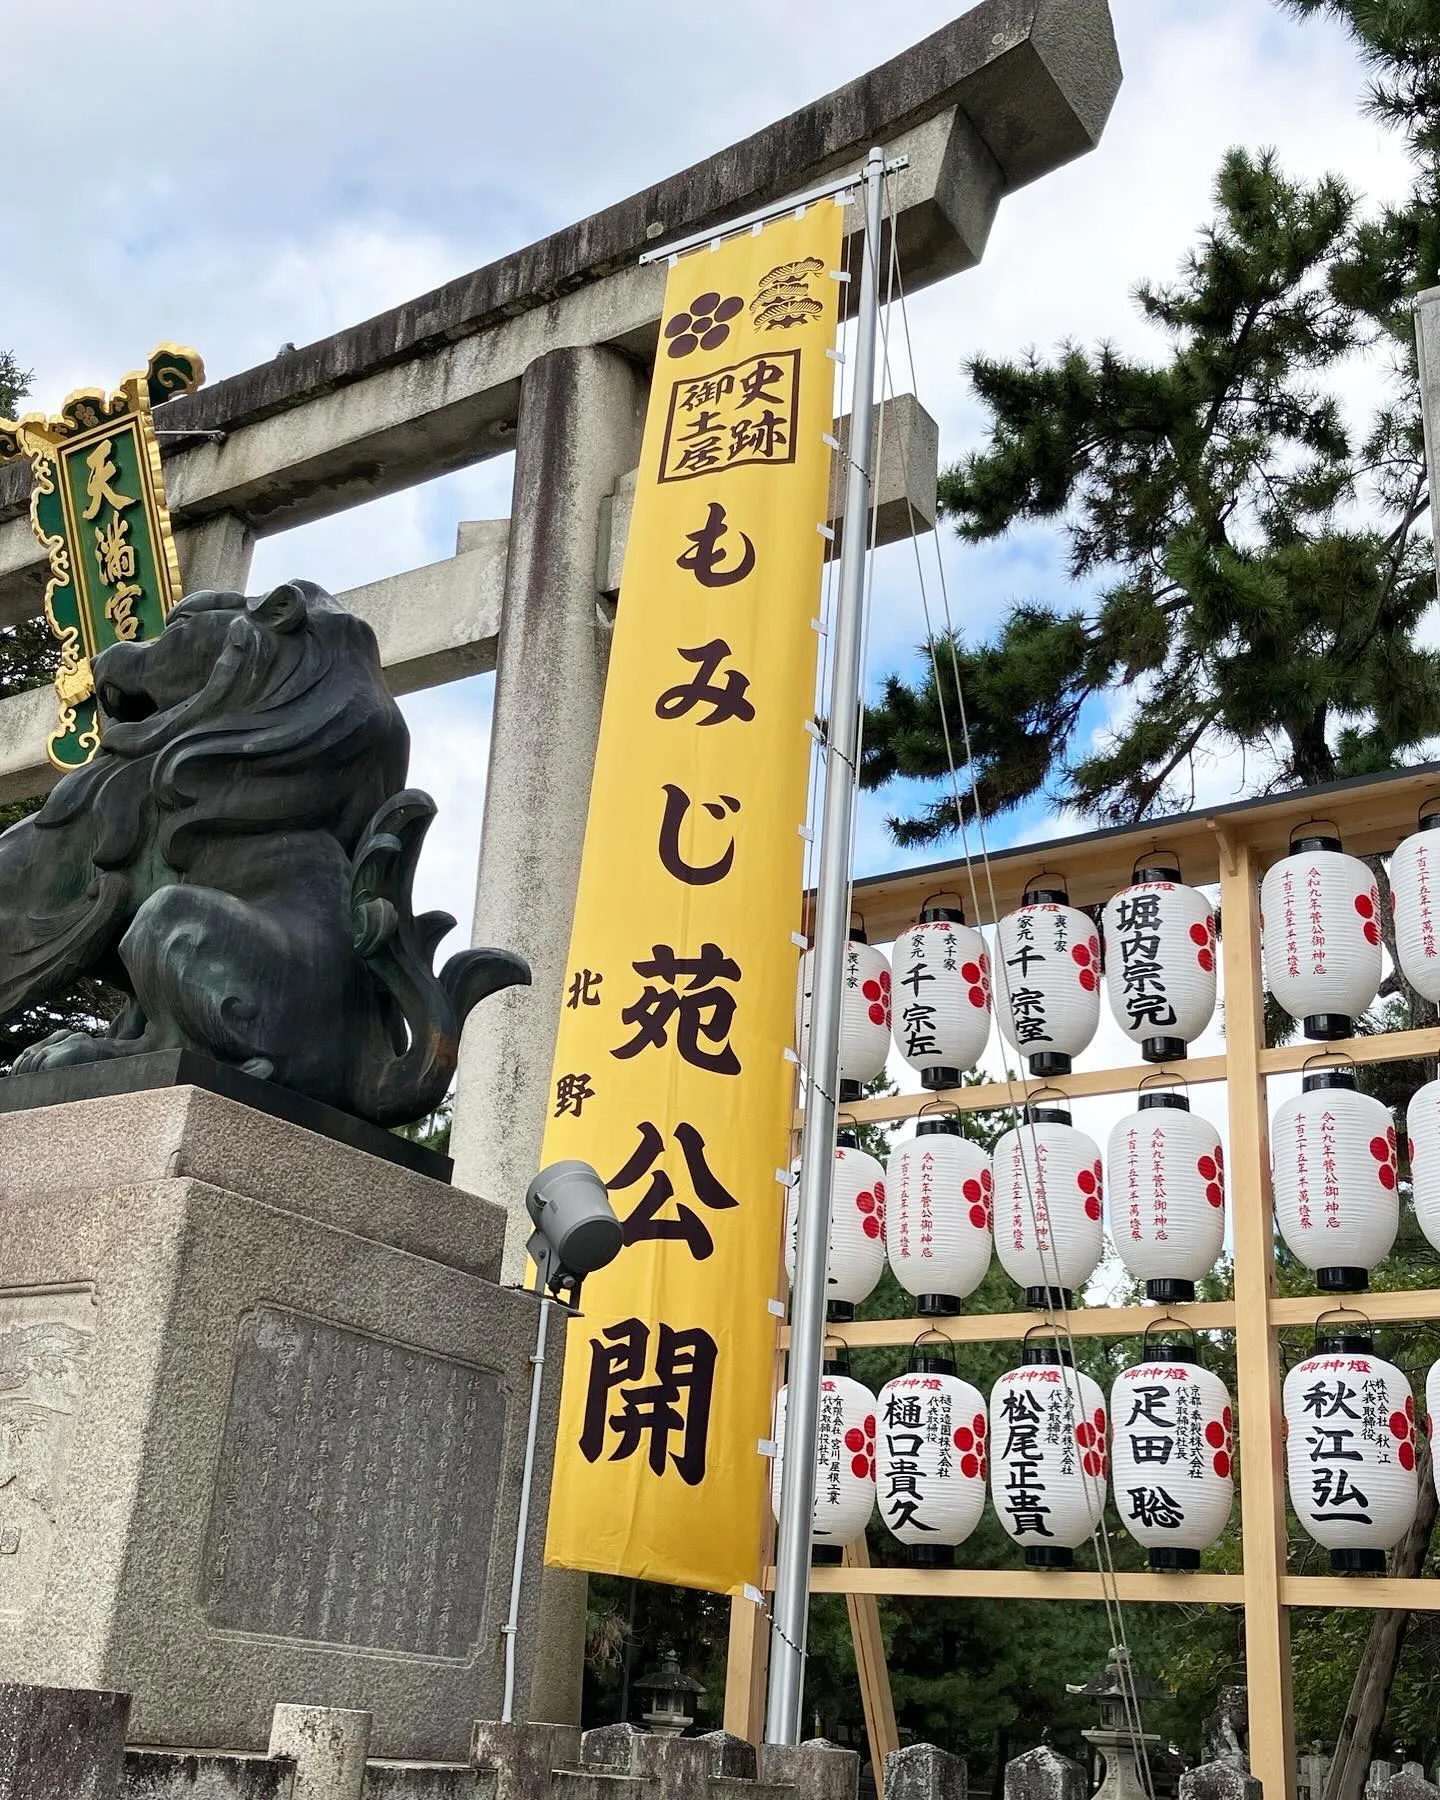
[1076,1407,1108,1478]
[1369,1128,1399,1190]
[961,954,993,1010]
[1205,1407,1235,1479]
[863,968,892,1027]
[1077,1159,1104,1221]
[1189,917,1217,973]
[1072,935,1102,993]
[856,1180,887,1239]
[1198,1147,1225,1208]
[1355,889,1382,947]
[1389,1396,1417,1471]
[954,1410,989,1480]
[963,1168,994,1229]
[845,1412,878,1479]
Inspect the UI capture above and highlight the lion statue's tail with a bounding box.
[349,790,531,1130]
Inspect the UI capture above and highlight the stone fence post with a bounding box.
[1004,1746,1087,1800]
[0,1683,130,1800]
[1179,1765,1262,1800]
[886,1743,966,1800]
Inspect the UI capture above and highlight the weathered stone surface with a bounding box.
[364,1769,482,1800]
[1199,1688,1247,1771]
[885,1743,966,1800]
[472,1723,584,1800]
[1378,1775,1438,1800]
[1178,1767,1262,1800]
[175,512,255,596]
[577,1727,641,1773]
[123,1750,294,1798]
[698,1734,759,1781]
[1003,1746,1086,1800]
[0,1682,130,1800]
[0,1092,564,1760]
[758,1740,860,1800]
[269,1707,370,1800]
[0,1086,505,1280]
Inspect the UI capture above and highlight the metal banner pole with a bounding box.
[765,145,886,1747]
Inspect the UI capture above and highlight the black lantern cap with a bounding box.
[1314,1329,1374,1355]
[1025,1544,1074,1568]
[1021,1340,1074,1367]
[915,1293,962,1318]
[849,924,869,944]
[916,1116,962,1137]
[921,1066,963,1092]
[1024,885,1069,906]
[826,1299,856,1324]
[1024,1285,1076,1312]
[907,1543,955,1569]
[837,1127,861,1148]
[1023,1102,1071,1127]
[838,1079,864,1103]
[1331,1546,1385,1574]
[1146,1277,1197,1304]
[821,1345,853,1376]
[1302,1067,1357,1093]
[1303,1014,1355,1042]
[920,903,965,924]
[1293,832,1343,854]
[1028,1051,1073,1078]
[1133,861,1183,885]
[1142,1035,1188,1065]
[812,1544,844,1566]
[1316,1268,1371,1295]
[1420,809,1440,834]
[1149,1546,1202,1571]
[908,1341,957,1376]
[1138,1090,1190,1112]
[1143,1340,1198,1366]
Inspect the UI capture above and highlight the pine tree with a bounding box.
[860,148,1440,839]
[0,351,120,1069]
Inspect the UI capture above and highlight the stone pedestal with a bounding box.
[0,1087,565,1760]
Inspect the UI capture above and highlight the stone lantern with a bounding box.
[636,1648,705,1737]
[1066,1646,1167,1800]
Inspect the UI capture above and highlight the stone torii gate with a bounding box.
[0,0,1119,1724]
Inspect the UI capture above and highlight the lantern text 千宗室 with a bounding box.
[875,1341,988,1566]
[772,1352,877,1565]
[990,1346,1107,1568]
[1110,1343,1234,1569]
[785,1133,887,1323]
[886,1116,993,1316]
[1101,858,1217,1063]
[891,902,992,1090]
[994,881,1101,1078]
[1271,1068,1398,1293]
[1284,1333,1418,1573]
[798,932,891,1102]
[1260,827,1382,1040]
[1106,1089,1225,1304]
[993,1101,1104,1309]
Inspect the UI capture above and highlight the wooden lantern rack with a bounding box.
[722,761,1440,1800]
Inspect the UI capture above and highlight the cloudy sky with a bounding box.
[2,0,1418,1179]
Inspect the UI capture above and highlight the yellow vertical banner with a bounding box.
[542,201,846,1594]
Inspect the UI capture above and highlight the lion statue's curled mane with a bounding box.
[0,580,528,1128]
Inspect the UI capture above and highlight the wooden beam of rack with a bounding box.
[786,1566,1440,1612]
[798,1565,1244,1603]
[800,1025,1440,1128]
[784,1301,1236,1348]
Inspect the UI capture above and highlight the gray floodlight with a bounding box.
[524,1159,623,1304]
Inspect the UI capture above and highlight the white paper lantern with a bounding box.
[994,884,1101,1077]
[1284,1333,1418,1572]
[1405,1079,1440,1256]
[891,904,992,1089]
[1426,1361,1440,1500]
[1391,813,1440,1003]
[796,935,891,1100]
[785,1136,887,1322]
[771,1356,876,1562]
[993,1102,1104,1308]
[1106,1092,1225,1303]
[876,1347,989,1565]
[990,1349,1107,1566]
[1271,1069,1398,1292]
[1261,830,1382,1040]
[1102,860,1217,1063]
[1110,1344,1234,1568]
[886,1119,993,1315]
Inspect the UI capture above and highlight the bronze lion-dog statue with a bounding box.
[0,580,528,1127]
